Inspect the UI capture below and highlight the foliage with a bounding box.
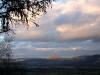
[0,0,54,33]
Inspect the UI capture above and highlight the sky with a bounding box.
[0,0,100,58]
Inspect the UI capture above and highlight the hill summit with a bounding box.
[48,56,61,59]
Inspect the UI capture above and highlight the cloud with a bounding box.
[54,0,100,15]
[12,0,100,43]
[35,47,79,51]
[54,13,99,25]
[11,41,100,58]
[14,0,100,42]
[56,22,100,41]
[54,0,100,42]
[15,26,44,41]
[8,0,100,58]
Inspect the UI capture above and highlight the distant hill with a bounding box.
[0,54,100,70]
[48,56,61,59]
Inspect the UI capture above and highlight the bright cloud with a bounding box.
[56,23,100,41]
[53,0,100,14]
[15,27,44,41]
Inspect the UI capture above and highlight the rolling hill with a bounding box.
[0,55,100,70]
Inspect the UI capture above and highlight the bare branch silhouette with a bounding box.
[0,0,54,33]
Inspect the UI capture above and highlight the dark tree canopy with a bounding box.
[0,0,54,33]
